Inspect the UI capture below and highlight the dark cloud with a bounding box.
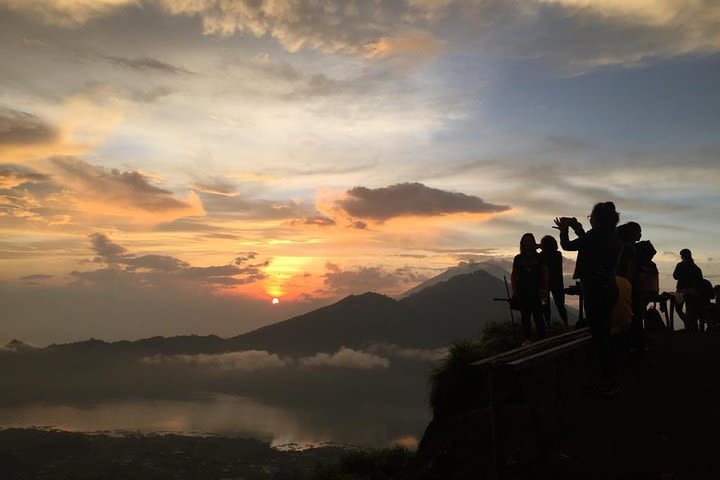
[84,233,264,287]
[322,263,427,295]
[0,164,51,189]
[287,215,336,227]
[198,191,309,220]
[89,232,129,263]
[234,252,258,264]
[102,55,194,75]
[349,220,368,230]
[0,108,57,146]
[51,157,200,214]
[336,182,509,221]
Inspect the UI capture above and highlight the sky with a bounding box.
[1,0,719,345]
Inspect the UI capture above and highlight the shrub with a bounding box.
[312,445,412,480]
[429,320,524,415]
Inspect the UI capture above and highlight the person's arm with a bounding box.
[511,257,518,297]
[673,263,681,280]
[556,219,586,251]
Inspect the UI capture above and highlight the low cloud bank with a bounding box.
[143,350,289,371]
[298,347,390,370]
[142,344,445,372]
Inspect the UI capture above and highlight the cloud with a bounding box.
[234,252,258,264]
[364,31,443,60]
[143,350,289,371]
[0,165,51,189]
[191,180,239,197]
[197,191,309,221]
[322,263,427,295]
[19,274,54,281]
[299,347,390,369]
[102,55,194,75]
[349,220,368,230]
[4,0,719,71]
[366,343,447,362]
[80,233,266,287]
[0,0,139,27]
[156,0,720,68]
[336,182,509,221]
[154,0,438,56]
[0,165,70,227]
[287,215,336,227]
[51,157,204,221]
[0,108,58,147]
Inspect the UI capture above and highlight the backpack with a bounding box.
[698,278,715,301]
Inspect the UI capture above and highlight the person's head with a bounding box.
[680,248,692,261]
[617,221,642,243]
[540,235,558,253]
[520,233,538,255]
[636,240,657,262]
[589,201,620,230]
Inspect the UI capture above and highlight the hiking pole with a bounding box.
[492,276,516,325]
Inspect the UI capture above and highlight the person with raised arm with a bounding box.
[554,202,622,388]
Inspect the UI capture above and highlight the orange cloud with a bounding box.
[51,157,205,223]
[364,31,443,60]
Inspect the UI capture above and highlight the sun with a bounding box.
[272,297,280,305]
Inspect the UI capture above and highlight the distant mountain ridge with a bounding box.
[399,259,512,298]
[10,266,523,357]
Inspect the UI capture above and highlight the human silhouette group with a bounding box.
[510,201,719,386]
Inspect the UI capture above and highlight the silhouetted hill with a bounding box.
[400,259,511,298]
[399,270,510,347]
[44,334,227,356]
[229,292,414,355]
[18,268,527,357]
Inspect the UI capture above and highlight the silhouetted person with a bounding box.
[617,221,645,349]
[635,240,660,327]
[616,222,641,281]
[673,249,704,331]
[555,202,621,387]
[706,285,720,331]
[512,233,548,344]
[540,235,569,328]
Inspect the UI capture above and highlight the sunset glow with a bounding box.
[1,0,719,346]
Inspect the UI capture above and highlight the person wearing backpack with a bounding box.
[512,233,549,345]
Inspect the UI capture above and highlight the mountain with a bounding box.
[399,270,511,347]
[399,259,512,299]
[229,292,414,355]
[20,266,522,357]
[229,270,513,354]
